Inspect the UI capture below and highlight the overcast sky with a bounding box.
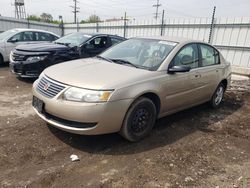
[0,0,250,22]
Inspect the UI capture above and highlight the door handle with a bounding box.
[194,74,201,78]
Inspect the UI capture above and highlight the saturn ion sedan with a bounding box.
[32,36,231,142]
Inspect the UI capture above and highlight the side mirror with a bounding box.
[168,65,191,73]
[8,38,18,43]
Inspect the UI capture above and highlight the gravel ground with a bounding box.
[0,65,250,188]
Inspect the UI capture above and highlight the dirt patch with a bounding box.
[0,66,250,188]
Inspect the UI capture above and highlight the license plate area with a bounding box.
[32,96,44,113]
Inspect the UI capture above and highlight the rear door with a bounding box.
[196,43,222,101]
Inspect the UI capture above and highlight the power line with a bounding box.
[70,0,80,23]
[153,0,161,21]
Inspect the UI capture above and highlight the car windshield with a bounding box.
[0,30,19,41]
[100,38,178,70]
[55,33,92,46]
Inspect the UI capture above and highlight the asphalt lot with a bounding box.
[0,64,250,188]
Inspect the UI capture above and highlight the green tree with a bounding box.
[27,15,41,22]
[40,13,53,23]
[80,20,87,24]
[87,14,101,23]
[27,13,61,24]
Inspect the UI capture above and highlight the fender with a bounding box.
[0,47,7,62]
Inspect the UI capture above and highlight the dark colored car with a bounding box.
[9,33,126,78]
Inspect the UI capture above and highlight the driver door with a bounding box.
[81,36,111,58]
[161,43,203,113]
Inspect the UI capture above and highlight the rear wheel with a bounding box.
[120,97,157,142]
[210,83,225,108]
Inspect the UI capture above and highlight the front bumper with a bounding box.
[32,80,133,135]
[9,60,45,78]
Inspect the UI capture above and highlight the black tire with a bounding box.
[0,55,3,65]
[120,97,157,142]
[210,83,225,109]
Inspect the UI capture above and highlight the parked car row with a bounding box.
[9,32,125,77]
[1,28,232,141]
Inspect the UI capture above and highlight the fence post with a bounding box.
[160,10,165,36]
[27,14,30,28]
[60,21,64,37]
[123,12,127,38]
[208,6,216,44]
[96,21,99,33]
[77,18,79,32]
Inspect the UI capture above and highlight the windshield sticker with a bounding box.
[159,41,177,46]
[83,35,92,38]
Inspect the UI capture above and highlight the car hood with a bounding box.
[15,43,70,52]
[43,58,158,89]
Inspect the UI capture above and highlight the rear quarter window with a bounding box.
[200,44,220,67]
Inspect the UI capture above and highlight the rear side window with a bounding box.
[111,37,124,45]
[172,44,199,69]
[35,32,55,41]
[88,37,109,48]
[200,44,220,67]
[50,34,59,41]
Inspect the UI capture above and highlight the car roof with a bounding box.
[135,36,203,44]
[10,28,59,36]
[75,32,126,39]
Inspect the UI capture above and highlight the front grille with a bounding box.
[37,76,66,98]
[12,53,26,61]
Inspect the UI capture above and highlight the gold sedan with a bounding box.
[32,36,231,142]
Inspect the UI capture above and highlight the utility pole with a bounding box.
[208,6,216,44]
[160,9,165,36]
[70,0,80,24]
[153,0,161,21]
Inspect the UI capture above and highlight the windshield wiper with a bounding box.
[96,55,113,63]
[110,58,138,68]
[54,42,71,46]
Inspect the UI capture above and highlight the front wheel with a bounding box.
[0,55,3,65]
[120,97,157,142]
[210,83,225,108]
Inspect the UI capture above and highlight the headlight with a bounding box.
[63,87,113,102]
[26,56,47,62]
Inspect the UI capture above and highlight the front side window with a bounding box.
[172,44,199,69]
[101,39,178,70]
[22,31,34,41]
[9,32,23,42]
[88,37,108,48]
[200,44,220,67]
